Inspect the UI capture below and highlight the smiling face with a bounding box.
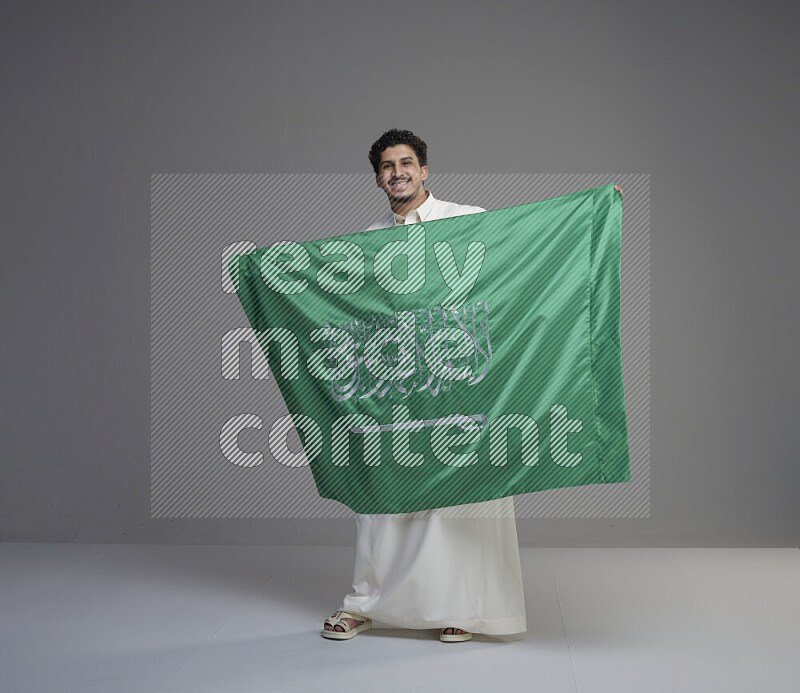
[375,144,429,211]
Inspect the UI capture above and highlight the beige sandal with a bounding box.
[321,610,373,640]
[440,627,472,642]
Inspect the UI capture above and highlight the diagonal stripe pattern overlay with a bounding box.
[151,174,649,519]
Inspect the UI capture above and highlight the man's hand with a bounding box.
[614,184,623,197]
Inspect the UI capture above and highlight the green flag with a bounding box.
[229,183,630,513]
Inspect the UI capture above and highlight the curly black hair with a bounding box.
[368,129,428,174]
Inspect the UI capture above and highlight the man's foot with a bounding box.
[440,626,472,642]
[321,610,373,640]
[324,613,366,633]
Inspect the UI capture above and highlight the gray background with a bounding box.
[1,0,797,546]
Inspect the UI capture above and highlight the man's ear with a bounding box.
[420,165,428,182]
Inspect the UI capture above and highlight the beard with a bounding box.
[388,190,415,202]
[386,179,418,202]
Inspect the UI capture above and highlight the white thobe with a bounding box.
[338,190,527,635]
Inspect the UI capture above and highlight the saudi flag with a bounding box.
[228,183,631,514]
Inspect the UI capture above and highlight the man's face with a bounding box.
[375,144,428,203]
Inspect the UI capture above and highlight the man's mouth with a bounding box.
[391,179,410,189]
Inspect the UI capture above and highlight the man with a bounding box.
[322,129,527,642]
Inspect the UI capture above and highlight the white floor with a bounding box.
[1,543,798,693]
